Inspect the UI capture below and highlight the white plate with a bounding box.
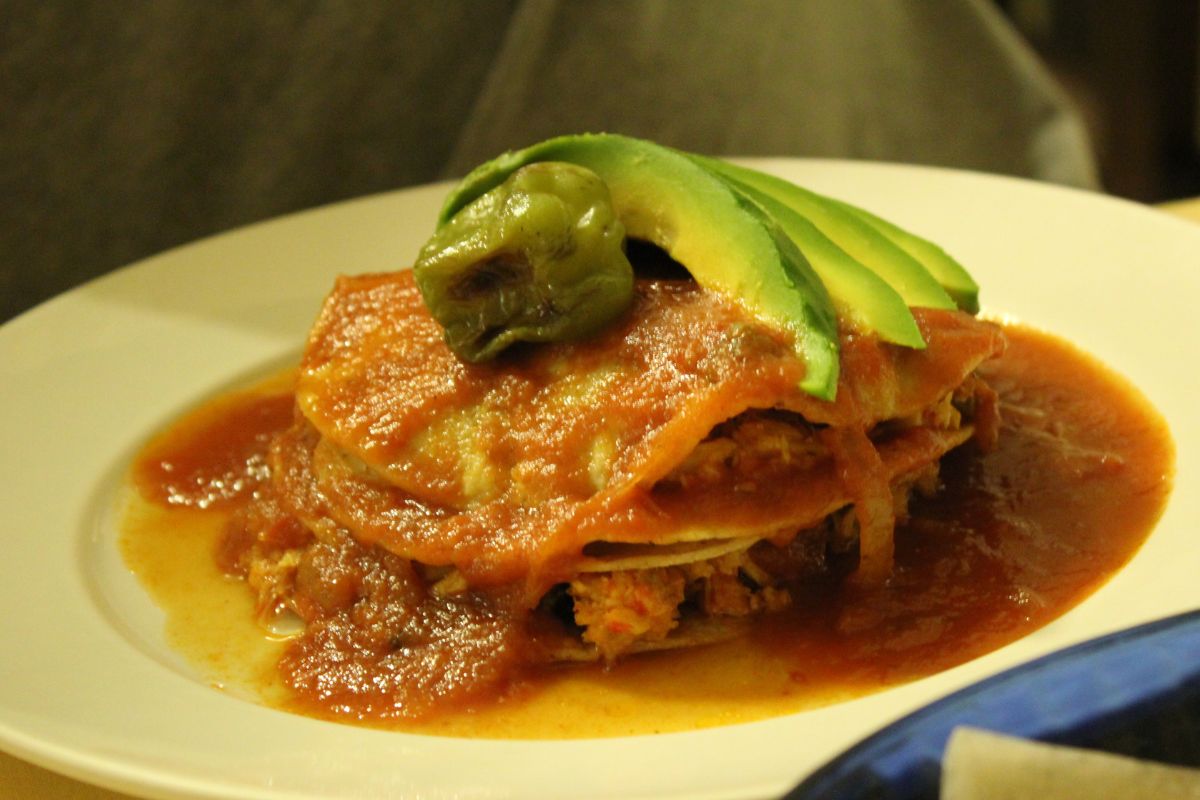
[1,160,1197,800]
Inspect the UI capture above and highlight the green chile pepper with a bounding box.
[414,162,635,362]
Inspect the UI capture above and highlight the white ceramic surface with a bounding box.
[1,161,1197,800]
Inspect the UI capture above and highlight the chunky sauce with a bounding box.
[122,324,1173,737]
[291,273,1001,590]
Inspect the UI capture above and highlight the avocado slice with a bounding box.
[693,158,956,311]
[438,133,841,400]
[821,197,979,313]
[703,169,926,349]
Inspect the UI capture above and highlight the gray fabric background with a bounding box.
[0,0,1097,323]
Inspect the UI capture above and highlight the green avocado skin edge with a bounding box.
[438,133,841,401]
[691,158,926,350]
[434,133,983,401]
[691,156,957,312]
[821,197,980,314]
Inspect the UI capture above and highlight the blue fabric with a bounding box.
[785,610,1200,799]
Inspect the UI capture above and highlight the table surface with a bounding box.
[2,196,1197,800]
[1158,196,1200,223]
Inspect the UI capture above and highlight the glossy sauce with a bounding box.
[291,273,1004,589]
[122,324,1173,738]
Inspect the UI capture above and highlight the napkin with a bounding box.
[942,727,1200,799]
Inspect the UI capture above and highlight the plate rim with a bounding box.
[1,158,1197,800]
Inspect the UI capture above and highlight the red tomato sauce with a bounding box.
[125,323,1173,734]
[740,324,1174,692]
[134,389,296,510]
